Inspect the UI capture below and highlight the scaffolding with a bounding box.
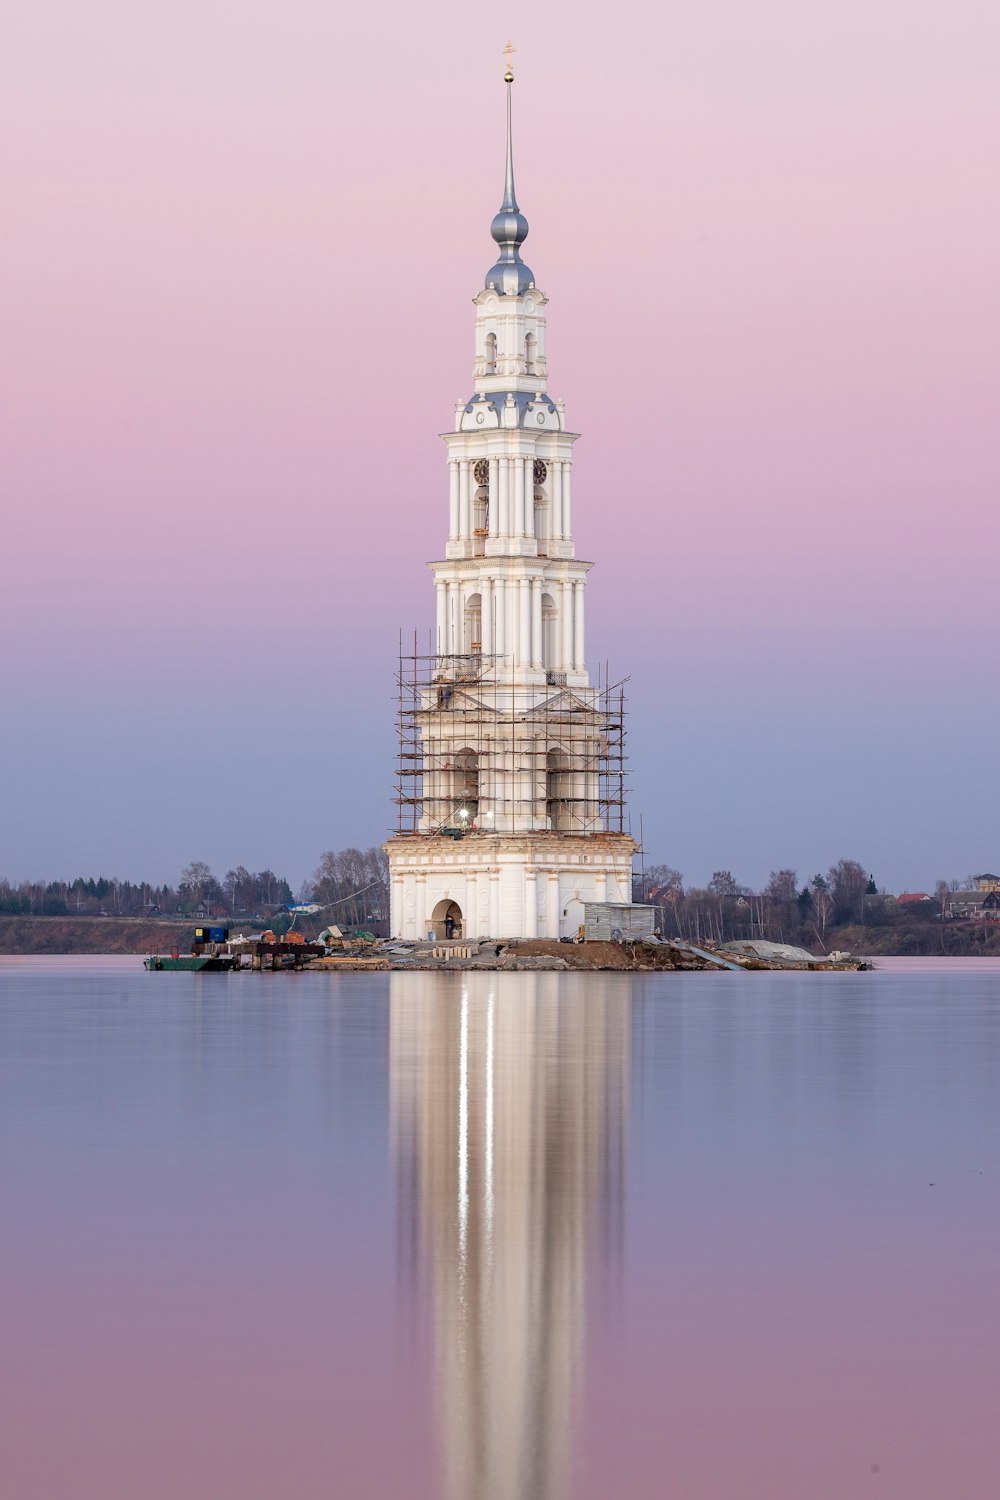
[393,633,628,838]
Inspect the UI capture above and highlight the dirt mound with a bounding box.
[505,939,685,970]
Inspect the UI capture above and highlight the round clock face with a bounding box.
[473,459,490,484]
[533,459,548,483]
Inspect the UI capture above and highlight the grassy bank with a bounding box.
[0,917,193,955]
[835,923,1000,957]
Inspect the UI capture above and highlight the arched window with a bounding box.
[484,332,497,373]
[453,748,479,825]
[465,593,482,652]
[525,332,537,375]
[541,593,558,669]
[546,748,572,830]
[534,490,548,553]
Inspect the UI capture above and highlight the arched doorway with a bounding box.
[563,896,584,941]
[431,898,463,939]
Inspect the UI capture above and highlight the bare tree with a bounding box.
[310,847,390,931]
[811,886,834,949]
[255,869,290,910]
[642,864,683,934]
[765,869,798,904]
[311,851,339,907]
[828,859,869,924]
[179,861,214,910]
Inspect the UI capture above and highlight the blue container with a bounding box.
[209,927,229,943]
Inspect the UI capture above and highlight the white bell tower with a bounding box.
[385,62,636,941]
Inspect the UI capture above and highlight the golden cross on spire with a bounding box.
[503,40,516,83]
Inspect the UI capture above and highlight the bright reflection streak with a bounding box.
[457,986,469,1337]
[484,989,495,1265]
[391,974,630,1500]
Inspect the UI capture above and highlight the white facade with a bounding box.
[388,834,635,944]
[385,74,635,939]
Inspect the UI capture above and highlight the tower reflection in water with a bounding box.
[390,973,630,1500]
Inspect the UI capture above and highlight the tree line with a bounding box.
[0,848,390,931]
[177,851,391,931]
[634,859,993,954]
[4,850,990,954]
[0,876,179,918]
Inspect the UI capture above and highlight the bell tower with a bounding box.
[385,60,636,941]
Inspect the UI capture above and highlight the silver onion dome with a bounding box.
[484,78,534,296]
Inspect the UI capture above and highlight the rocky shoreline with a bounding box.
[316,937,870,973]
[0,919,870,970]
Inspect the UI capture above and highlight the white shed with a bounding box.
[582,903,656,942]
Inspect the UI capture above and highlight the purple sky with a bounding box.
[3,1,998,893]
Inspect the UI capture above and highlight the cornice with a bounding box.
[427,558,594,575]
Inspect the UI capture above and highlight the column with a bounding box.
[531,578,543,669]
[562,462,572,542]
[525,457,535,539]
[489,457,500,537]
[448,461,459,541]
[497,456,509,537]
[436,580,446,657]
[519,578,530,669]
[493,577,506,660]
[551,461,563,541]
[547,872,560,938]
[481,577,493,657]
[561,579,573,672]
[513,454,525,537]
[459,460,471,540]
[524,869,538,938]
[449,582,460,655]
[573,579,585,670]
[472,872,486,939]
[489,870,501,938]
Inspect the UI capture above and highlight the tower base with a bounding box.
[384,831,637,941]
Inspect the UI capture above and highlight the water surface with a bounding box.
[1,957,997,1498]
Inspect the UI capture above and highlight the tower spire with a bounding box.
[485,47,534,296]
[502,54,517,212]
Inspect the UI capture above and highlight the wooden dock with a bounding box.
[202,940,329,971]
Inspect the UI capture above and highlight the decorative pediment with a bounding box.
[525,395,560,430]
[460,395,500,432]
[526,689,601,719]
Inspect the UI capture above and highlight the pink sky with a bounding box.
[2,0,998,890]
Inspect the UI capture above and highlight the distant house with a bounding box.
[973,873,1000,892]
[948,890,1000,921]
[896,892,932,906]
